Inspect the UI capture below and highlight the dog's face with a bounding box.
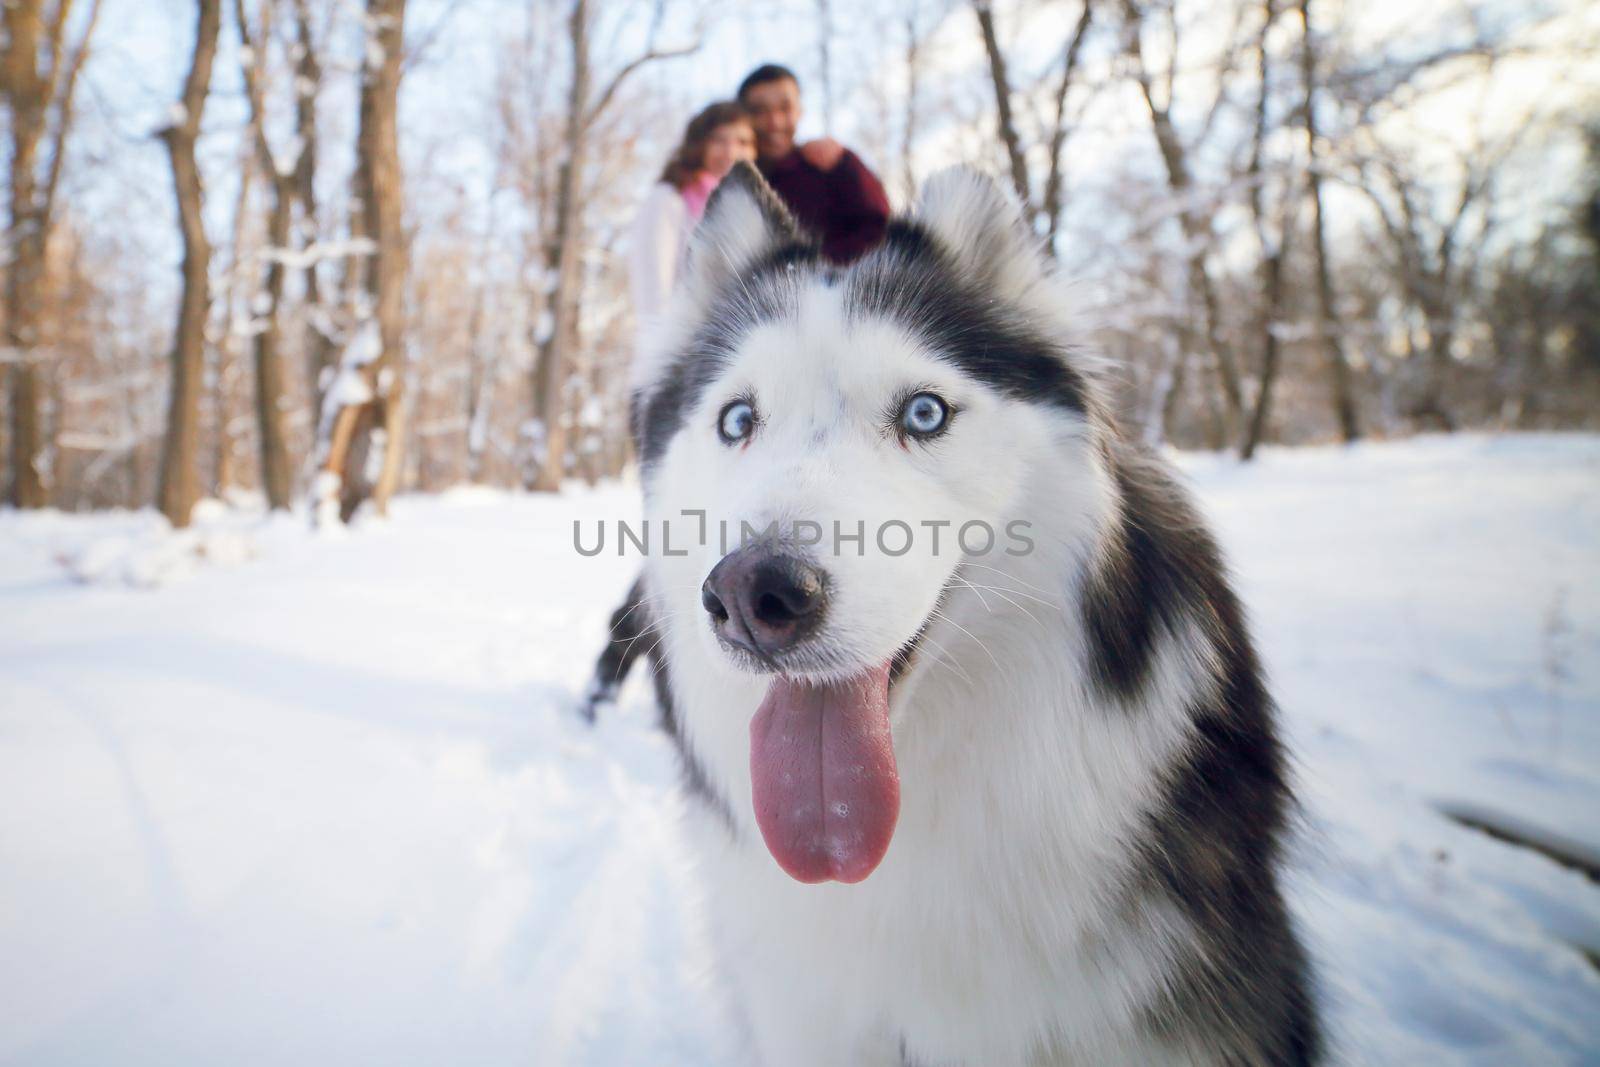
[638,165,1101,885]
[652,291,1032,679]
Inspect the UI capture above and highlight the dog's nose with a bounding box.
[702,547,828,658]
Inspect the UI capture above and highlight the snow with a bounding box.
[275,134,305,178]
[1179,434,1600,1063]
[342,319,383,368]
[1,434,1597,1064]
[314,322,383,424]
[323,369,373,410]
[56,502,260,588]
[309,470,343,531]
[262,238,377,272]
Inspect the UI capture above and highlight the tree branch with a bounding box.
[39,0,102,232]
[42,0,74,103]
[585,40,699,128]
[1043,0,1095,244]
[973,0,1031,208]
[233,0,285,182]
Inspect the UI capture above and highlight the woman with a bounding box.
[627,100,756,392]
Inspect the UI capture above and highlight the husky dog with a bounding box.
[631,162,1319,1066]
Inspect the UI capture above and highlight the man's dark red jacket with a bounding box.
[759,148,890,265]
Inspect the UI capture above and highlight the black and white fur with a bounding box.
[631,163,1319,1066]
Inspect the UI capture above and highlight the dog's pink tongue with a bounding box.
[750,663,899,884]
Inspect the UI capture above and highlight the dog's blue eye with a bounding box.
[718,399,755,444]
[899,392,949,438]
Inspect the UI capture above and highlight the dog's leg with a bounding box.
[581,572,650,720]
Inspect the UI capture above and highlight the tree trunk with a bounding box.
[214,135,257,497]
[3,0,46,506]
[2,0,99,507]
[1412,288,1458,430]
[362,0,408,516]
[1298,0,1360,442]
[1242,0,1286,460]
[530,0,591,493]
[1198,357,1228,449]
[315,0,407,522]
[234,0,294,509]
[1241,247,1286,459]
[156,0,221,529]
[1161,345,1190,443]
[292,0,337,424]
[465,288,495,483]
[1143,332,1181,447]
[253,177,295,507]
[1188,256,1242,440]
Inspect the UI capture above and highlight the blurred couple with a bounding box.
[591,64,891,717]
[626,64,891,391]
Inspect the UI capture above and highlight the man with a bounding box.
[582,66,891,720]
[737,63,890,265]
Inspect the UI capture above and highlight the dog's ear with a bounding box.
[912,167,1045,299]
[682,162,800,301]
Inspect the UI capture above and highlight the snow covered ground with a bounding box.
[1,434,1597,1066]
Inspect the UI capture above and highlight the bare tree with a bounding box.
[9,0,1598,514]
[1297,0,1359,442]
[899,1,925,204]
[464,155,513,485]
[1356,143,1502,431]
[235,0,295,509]
[2,0,103,508]
[1241,0,1291,459]
[971,0,1095,243]
[155,0,222,528]
[816,0,835,135]
[291,0,337,424]
[528,0,697,492]
[1121,0,1246,444]
[1041,1,1095,248]
[528,0,593,493]
[973,0,1031,208]
[212,131,259,497]
[313,0,407,524]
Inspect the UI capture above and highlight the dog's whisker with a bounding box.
[617,609,688,656]
[639,627,678,677]
[956,581,1047,629]
[957,560,1061,603]
[927,608,1001,670]
[962,580,1061,613]
[909,629,975,687]
[950,575,995,614]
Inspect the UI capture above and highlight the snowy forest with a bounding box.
[3,0,1597,524]
[4,3,1600,1063]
